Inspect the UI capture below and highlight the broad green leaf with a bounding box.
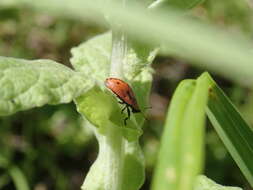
[206,73,253,187]
[0,56,94,116]
[70,32,112,82]
[194,175,242,190]
[75,86,142,141]
[151,73,210,190]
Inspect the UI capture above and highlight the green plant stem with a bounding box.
[105,31,126,189]
[103,2,128,189]
[110,29,127,78]
[80,31,127,188]
[97,125,124,190]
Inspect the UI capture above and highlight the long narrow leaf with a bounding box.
[8,166,30,190]
[151,79,195,190]
[206,74,253,187]
[179,73,210,190]
[152,73,210,190]
[12,0,253,86]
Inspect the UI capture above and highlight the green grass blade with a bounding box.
[151,73,210,190]
[206,75,253,187]
[8,166,30,190]
[151,79,195,190]
[178,73,210,190]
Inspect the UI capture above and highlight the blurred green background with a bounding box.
[0,0,253,189]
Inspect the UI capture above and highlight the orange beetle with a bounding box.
[105,78,140,125]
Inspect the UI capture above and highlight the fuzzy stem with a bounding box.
[110,28,127,78]
[97,125,124,190]
[103,1,128,189]
[110,0,127,78]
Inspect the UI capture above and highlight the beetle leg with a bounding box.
[124,106,131,125]
[121,105,127,114]
[127,106,131,119]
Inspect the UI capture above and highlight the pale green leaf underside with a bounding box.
[194,175,242,190]
[0,56,93,116]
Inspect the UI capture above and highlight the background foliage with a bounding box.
[0,0,253,189]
